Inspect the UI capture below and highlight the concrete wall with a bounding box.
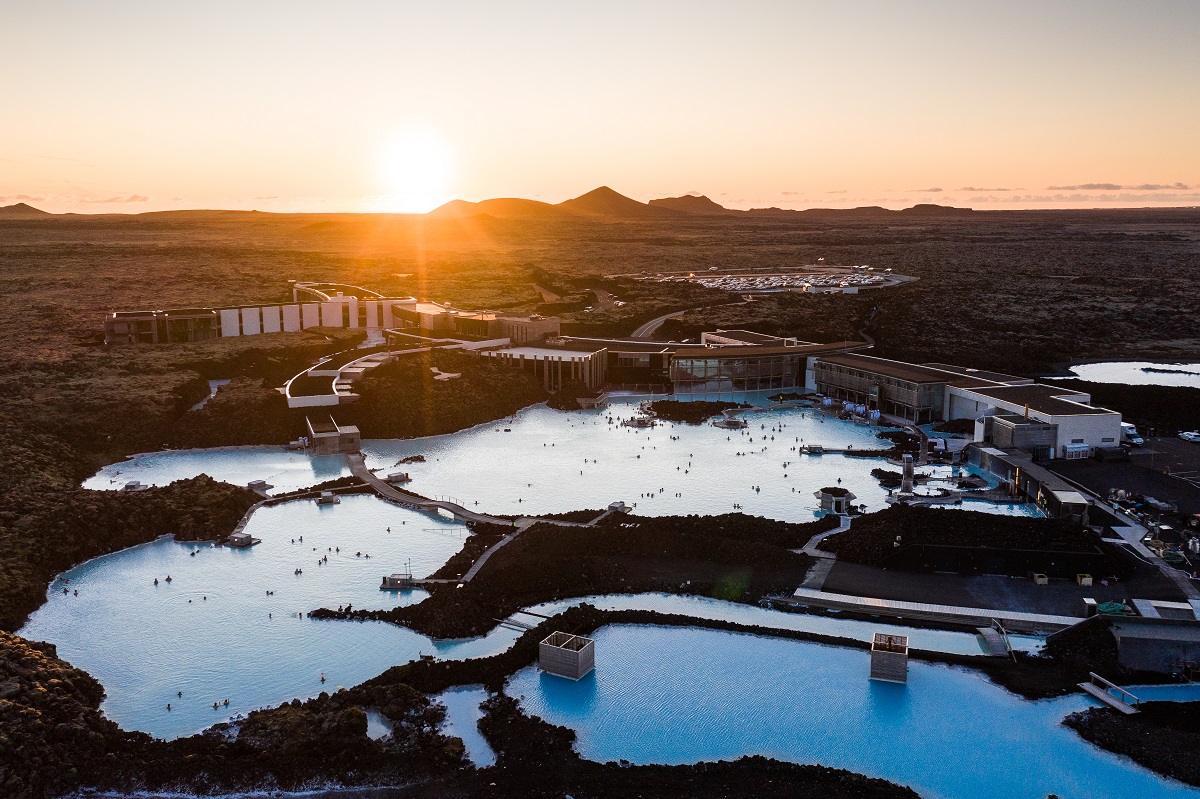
[282,304,302,332]
[240,307,261,335]
[302,303,320,328]
[320,301,342,327]
[261,305,282,333]
[219,308,241,336]
[1055,413,1123,455]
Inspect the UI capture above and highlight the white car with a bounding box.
[1180,431,1200,443]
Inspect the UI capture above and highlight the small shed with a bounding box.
[814,486,857,514]
[227,531,259,548]
[869,633,909,683]
[539,632,595,680]
[381,573,413,590]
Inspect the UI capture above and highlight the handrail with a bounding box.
[1088,672,1140,706]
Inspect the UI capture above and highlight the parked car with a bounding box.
[1180,431,1200,443]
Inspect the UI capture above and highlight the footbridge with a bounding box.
[347,454,514,526]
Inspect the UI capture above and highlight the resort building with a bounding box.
[480,342,609,390]
[811,353,1122,458]
[104,282,420,345]
[104,281,560,346]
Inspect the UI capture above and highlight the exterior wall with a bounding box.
[500,317,561,343]
[219,308,241,336]
[240,307,261,335]
[302,303,320,328]
[365,300,380,328]
[483,348,607,390]
[282,304,302,332]
[347,297,359,328]
[813,361,944,423]
[673,352,805,396]
[320,301,342,327]
[1055,413,1123,456]
[261,306,282,333]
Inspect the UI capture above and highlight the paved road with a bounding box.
[631,309,687,339]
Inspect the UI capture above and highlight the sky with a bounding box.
[2,0,1198,214]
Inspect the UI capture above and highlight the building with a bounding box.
[811,353,1121,457]
[306,415,361,456]
[480,342,608,390]
[539,632,595,680]
[104,281,419,345]
[103,280,559,346]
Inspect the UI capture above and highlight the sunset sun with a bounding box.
[373,133,454,213]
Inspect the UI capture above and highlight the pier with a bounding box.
[1078,672,1141,714]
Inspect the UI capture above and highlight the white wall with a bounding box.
[302,303,320,328]
[320,301,342,327]
[219,308,241,336]
[240,307,261,335]
[261,306,282,333]
[282,304,302,332]
[1054,413,1123,455]
[365,300,380,328]
[347,297,359,328]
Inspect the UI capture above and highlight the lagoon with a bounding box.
[510,624,1200,799]
[87,402,1038,521]
[1053,361,1200,389]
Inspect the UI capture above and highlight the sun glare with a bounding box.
[372,134,454,213]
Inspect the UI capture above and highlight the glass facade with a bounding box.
[671,353,803,396]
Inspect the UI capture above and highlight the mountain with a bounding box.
[429,197,567,220]
[0,202,52,218]
[898,203,975,217]
[557,186,683,219]
[648,194,730,214]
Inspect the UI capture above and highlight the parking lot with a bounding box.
[1050,436,1200,516]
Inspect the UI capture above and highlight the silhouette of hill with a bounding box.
[0,202,52,219]
[429,197,566,220]
[557,186,683,219]
[648,194,730,214]
[899,203,976,217]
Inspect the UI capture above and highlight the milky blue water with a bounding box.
[86,402,1036,519]
[509,625,1200,799]
[18,495,484,740]
[433,685,495,767]
[1054,361,1200,389]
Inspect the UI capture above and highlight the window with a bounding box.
[1071,438,1085,444]
[1101,437,1115,443]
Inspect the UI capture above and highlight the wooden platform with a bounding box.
[978,626,1010,657]
[1078,682,1140,714]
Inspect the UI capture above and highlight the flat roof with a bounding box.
[557,337,677,353]
[961,384,1114,416]
[922,363,1032,385]
[485,345,601,359]
[674,341,861,358]
[815,353,952,383]
[705,329,813,345]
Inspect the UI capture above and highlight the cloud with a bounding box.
[0,194,46,202]
[252,195,279,200]
[910,187,942,192]
[1008,191,1200,203]
[960,186,1010,192]
[780,191,800,196]
[82,194,149,204]
[825,189,847,194]
[1045,182,1190,191]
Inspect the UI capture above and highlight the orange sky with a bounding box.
[2,1,1198,213]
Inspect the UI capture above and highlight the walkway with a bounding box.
[347,454,512,526]
[783,587,1079,632]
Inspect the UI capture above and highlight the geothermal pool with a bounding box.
[86,402,1041,520]
[509,624,1200,799]
[1053,360,1200,389]
[22,400,1047,743]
